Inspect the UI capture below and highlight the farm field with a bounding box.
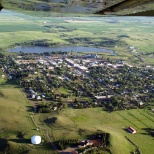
[0,9,154,65]
[34,108,154,154]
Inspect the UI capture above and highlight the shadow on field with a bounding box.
[142,128,154,136]
[0,138,8,151]
[44,117,57,125]
[59,152,74,154]
[26,106,34,112]
[41,143,54,150]
[8,139,31,144]
[123,128,131,134]
[0,79,21,88]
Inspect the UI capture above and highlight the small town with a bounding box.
[2,51,154,153]
[1,52,154,113]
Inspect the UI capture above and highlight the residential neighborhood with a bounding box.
[0,52,154,113]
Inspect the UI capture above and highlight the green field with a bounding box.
[0,78,54,154]
[34,108,154,154]
[0,75,154,153]
[58,87,71,95]
[0,10,154,65]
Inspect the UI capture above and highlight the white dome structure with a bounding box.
[31,135,41,144]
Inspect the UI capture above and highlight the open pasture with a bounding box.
[35,108,154,154]
[0,10,154,56]
[0,79,53,153]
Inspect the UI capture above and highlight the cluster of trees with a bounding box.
[56,139,78,150]
[36,102,64,113]
[9,39,67,50]
[66,37,126,48]
[141,52,154,56]
[0,53,6,68]
[36,102,51,113]
[0,53,4,58]
[77,146,111,154]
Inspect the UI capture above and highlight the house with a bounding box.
[42,94,46,98]
[84,54,99,59]
[31,94,36,99]
[52,106,57,111]
[36,95,42,101]
[9,75,13,79]
[139,101,144,106]
[128,127,136,134]
[30,89,35,95]
[15,60,38,65]
[78,140,93,148]
[95,95,113,102]
[48,66,54,70]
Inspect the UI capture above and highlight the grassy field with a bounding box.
[0,10,154,65]
[34,108,154,154]
[0,78,54,153]
[58,87,71,95]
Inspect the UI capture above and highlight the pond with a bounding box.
[7,46,116,55]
